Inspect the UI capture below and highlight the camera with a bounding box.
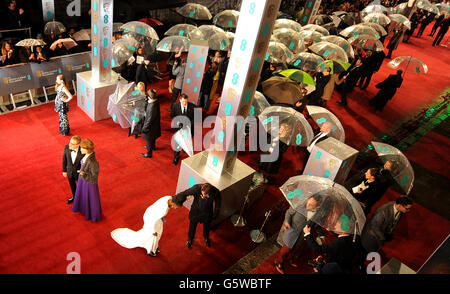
[307,256,325,271]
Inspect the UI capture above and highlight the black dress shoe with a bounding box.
[205,239,211,247]
[148,252,157,257]
[186,240,192,248]
[173,158,179,165]
[141,153,152,158]
[67,197,74,204]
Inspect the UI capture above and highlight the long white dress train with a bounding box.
[111,196,171,254]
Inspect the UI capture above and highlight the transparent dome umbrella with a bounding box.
[360,22,388,37]
[309,42,349,63]
[361,4,388,17]
[44,21,66,35]
[107,81,147,131]
[156,36,191,53]
[261,76,304,106]
[122,32,157,55]
[436,3,450,13]
[339,24,380,40]
[265,41,294,64]
[394,2,407,14]
[331,12,356,28]
[213,10,239,29]
[173,126,194,157]
[321,35,355,59]
[321,59,351,75]
[279,69,316,86]
[208,32,232,51]
[258,106,314,146]
[176,3,212,20]
[363,12,391,26]
[198,25,226,39]
[388,14,411,30]
[250,91,270,117]
[289,52,325,72]
[416,0,433,11]
[370,141,414,195]
[311,14,333,26]
[280,175,366,236]
[301,24,330,36]
[274,19,303,33]
[165,24,202,39]
[299,30,324,43]
[225,32,235,47]
[271,28,305,54]
[50,38,78,51]
[112,38,137,67]
[121,21,159,40]
[72,29,91,41]
[387,56,428,76]
[113,22,124,33]
[306,105,345,142]
[16,38,46,47]
[348,34,385,52]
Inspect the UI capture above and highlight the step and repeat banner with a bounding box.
[0,52,91,97]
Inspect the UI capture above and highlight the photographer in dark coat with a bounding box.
[369,70,403,111]
[173,183,221,248]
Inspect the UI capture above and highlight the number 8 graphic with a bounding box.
[249,2,256,14]
[232,73,239,85]
[240,39,247,51]
[104,15,108,24]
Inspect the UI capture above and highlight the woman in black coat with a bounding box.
[369,70,403,111]
[386,26,404,59]
[141,89,161,158]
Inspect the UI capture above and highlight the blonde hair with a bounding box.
[80,139,95,153]
[71,135,81,144]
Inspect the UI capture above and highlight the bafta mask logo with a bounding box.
[3,77,9,84]
[36,71,42,78]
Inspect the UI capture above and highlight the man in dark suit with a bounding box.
[173,183,221,248]
[141,89,161,158]
[303,221,357,274]
[297,121,332,174]
[359,196,413,271]
[171,93,195,165]
[62,135,83,204]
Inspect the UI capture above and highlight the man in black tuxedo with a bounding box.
[173,183,221,248]
[358,196,413,271]
[141,89,161,158]
[297,121,332,174]
[62,135,83,204]
[171,93,195,165]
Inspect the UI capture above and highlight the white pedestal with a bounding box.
[76,71,119,121]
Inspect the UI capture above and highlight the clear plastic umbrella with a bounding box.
[301,24,330,36]
[348,34,384,52]
[107,81,147,131]
[311,14,333,26]
[44,21,66,35]
[388,56,428,75]
[299,30,324,43]
[165,24,204,39]
[173,126,194,156]
[280,175,366,236]
[72,29,91,41]
[370,141,414,195]
[208,32,231,51]
[274,19,303,33]
[361,4,388,16]
[213,10,239,29]
[113,22,124,33]
[225,32,235,47]
[331,12,356,29]
[259,106,314,146]
[321,35,354,59]
[271,28,305,54]
[261,76,303,105]
[16,38,46,47]
[156,36,190,53]
[339,24,380,40]
[309,42,349,63]
[361,22,388,37]
[416,0,433,11]
[176,3,212,20]
[112,38,137,66]
[306,105,345,142]
[121,21,159,40]
[250,91,270,117]
[388,14,412,30]
[436,3,450,13]
[50,38,78,50]
[198,25,226,39]
[363,12,391,26]
[289,52,325,72]
[265,41,294,64]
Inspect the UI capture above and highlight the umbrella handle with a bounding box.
[402,56,412,79]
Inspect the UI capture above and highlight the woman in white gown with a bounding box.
[111,196,180,256]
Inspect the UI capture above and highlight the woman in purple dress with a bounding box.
[72,139,102,222]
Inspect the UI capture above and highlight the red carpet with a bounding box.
[0,24,449,274]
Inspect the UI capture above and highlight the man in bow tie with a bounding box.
[62,135,83,204]
[171,93,195,166]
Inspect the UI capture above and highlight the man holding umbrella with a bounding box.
[298,121,332,174]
